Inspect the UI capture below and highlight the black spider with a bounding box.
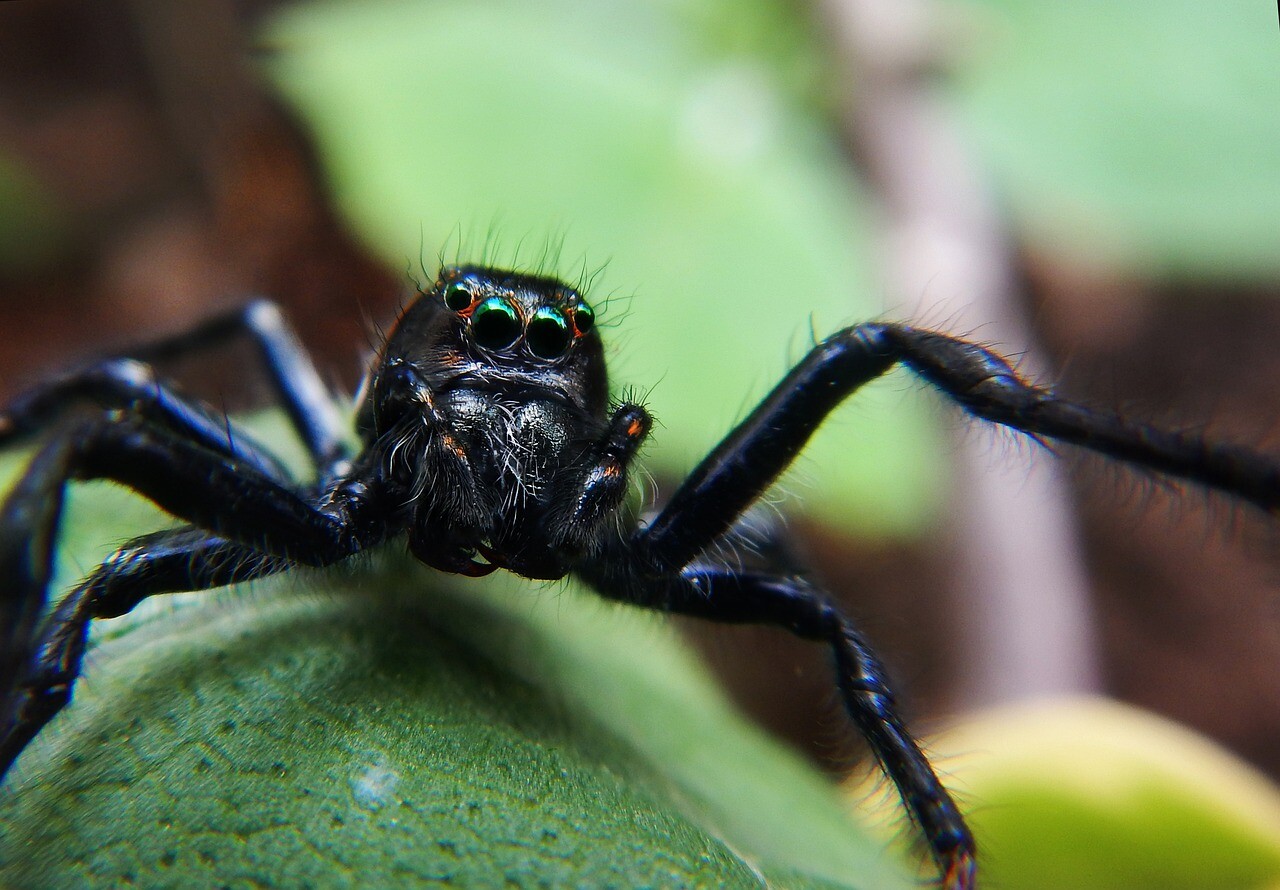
[2,265,1279,890]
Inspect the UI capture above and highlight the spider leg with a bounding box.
[1,300,350,479]
[0,527,285,779]
[1,415,357,563]
[0,358,295,482]
[0,413,375,778]
[641,322,1280,571]
[609,321,1280,888]
[680,567,974,888]
[581,556,974,890]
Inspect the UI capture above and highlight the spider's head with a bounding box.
[356,267,622,581]
[359,266,610,436]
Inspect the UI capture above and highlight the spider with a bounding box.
[2,265,1279,890]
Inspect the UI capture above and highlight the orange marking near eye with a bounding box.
[602,463,621,478]
[626,418,646,438]
[440,433,467,460]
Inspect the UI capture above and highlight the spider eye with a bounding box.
[443,281,474,312]
[470,297,521,350]
[571,302,595,335]
[527,308,571,359]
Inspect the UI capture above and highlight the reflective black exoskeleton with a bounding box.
[4,265,1280,889]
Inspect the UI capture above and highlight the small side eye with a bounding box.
[443,281,473,312]
[571,302,595,335]
[527,308,571,359]
[471,297,521,349]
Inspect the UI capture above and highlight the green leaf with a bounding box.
[0,437,909,889]
[950,1,1280,281]
[858,696,1280,890]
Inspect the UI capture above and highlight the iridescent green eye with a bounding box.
[443,281,473,311]
[572,302,595,334]
[527,307,571,358]
[470,297,520,349]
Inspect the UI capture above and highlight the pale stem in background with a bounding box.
[817,0,1100,705]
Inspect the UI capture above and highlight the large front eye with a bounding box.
[527,307,571,358]
[470,297,521,349]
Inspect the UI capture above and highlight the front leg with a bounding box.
[641,323,1280,572]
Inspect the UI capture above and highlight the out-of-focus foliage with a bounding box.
[949,0,1280,280]
[263,0,946,538]
[850,697,1280,890]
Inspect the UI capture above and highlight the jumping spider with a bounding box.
[3,265,1279,888]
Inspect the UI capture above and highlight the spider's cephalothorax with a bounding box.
[4,265,1280,890]
[355,266,639,580]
